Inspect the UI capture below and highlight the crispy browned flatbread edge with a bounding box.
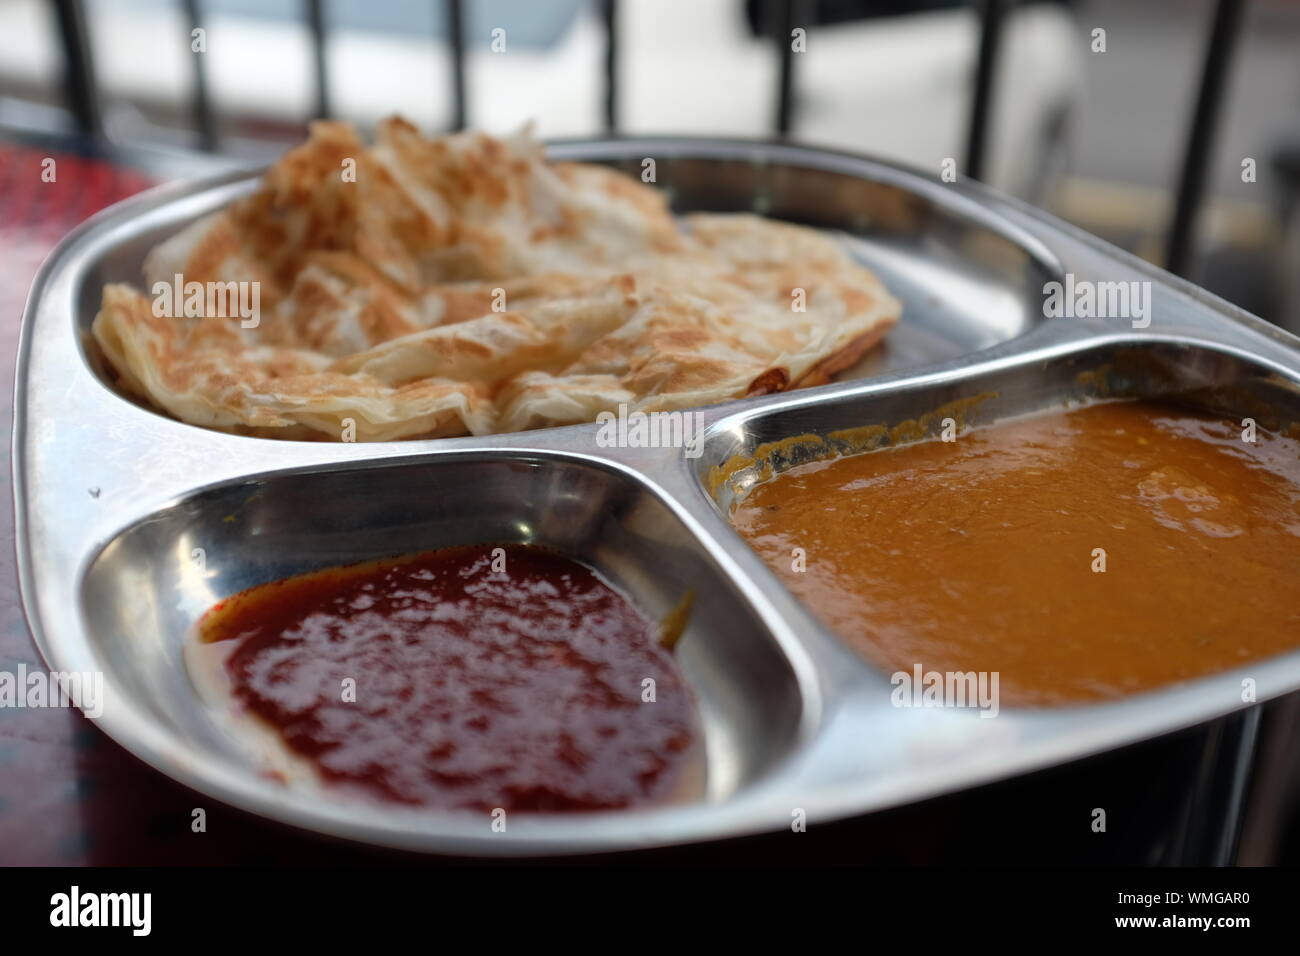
[745,316,899,397]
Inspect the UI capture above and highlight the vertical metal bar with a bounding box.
[49,0,102,138]
[445,0,467,130]
[1165,0,1247,278]
[602,0,618,133]
[773,0,797,138]
[181,0,218,151]
[305,0,331,120]
[965,0,1005,182]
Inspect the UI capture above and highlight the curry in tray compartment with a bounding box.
[731,400,1300,705]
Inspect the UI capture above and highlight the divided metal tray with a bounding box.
[15,138,1300,857]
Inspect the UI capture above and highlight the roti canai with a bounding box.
[92,118,901,441]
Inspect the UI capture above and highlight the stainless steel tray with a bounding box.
[15,138,1300,857]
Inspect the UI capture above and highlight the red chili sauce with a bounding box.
[198,544,696,812]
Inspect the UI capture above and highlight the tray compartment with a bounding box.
[79,451,812,812]
[665,336,1300,862]
[70,142,1063,434]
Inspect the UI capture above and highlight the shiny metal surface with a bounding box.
[15,139,1300,856]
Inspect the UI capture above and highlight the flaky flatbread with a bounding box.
[93,118,900,440]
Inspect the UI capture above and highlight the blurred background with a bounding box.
[0,0,1298,331]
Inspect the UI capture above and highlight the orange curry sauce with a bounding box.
[732,401,1300,705]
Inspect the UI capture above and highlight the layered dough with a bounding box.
[93,118,901,440]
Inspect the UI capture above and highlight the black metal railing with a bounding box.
[306,0,331,121]
[43,0,1246,281]
[1165,0,1245,278]
[964,0,1004,183]
[49,0,100,137]
[447,0,467,133]
[181,0,217,152]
